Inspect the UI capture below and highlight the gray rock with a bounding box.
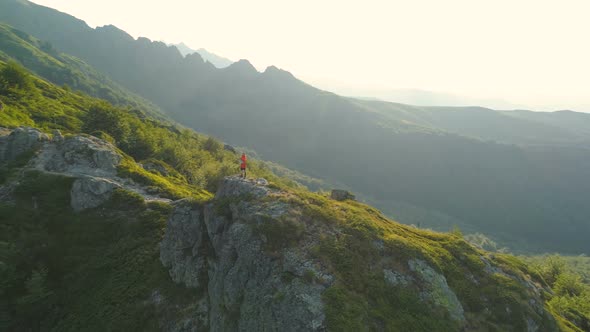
[384,269,411,286]
[52,129,64,142]
[330,189,355,201]
[408,259,465,322]
[34,135,122,176]
[160,199,207,289]
[205,216,326,332]
[216,176,270,199]
[0,127,49,163]
[256,178,269,186]
[151,290,209,332]
[159,177,329,331]
[70,176,121,211]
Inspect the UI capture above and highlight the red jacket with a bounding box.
[240,154,247,168]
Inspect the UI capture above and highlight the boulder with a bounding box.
[35,135,122,177]
[330,189,355,201]
[0,127,49,163]
[70,176,121,211]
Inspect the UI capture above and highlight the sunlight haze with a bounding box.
[31,0,590,112]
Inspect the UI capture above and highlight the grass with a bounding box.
[275,186,562,331]
[117,157,212,202]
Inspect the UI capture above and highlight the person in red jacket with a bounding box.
[240,153,247,178]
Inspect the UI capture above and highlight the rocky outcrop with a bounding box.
[215,177,270,199]
[34,134,122,177]
[0,126,49,163]
[330,189,355,201]
[160,177,330,331]
[158,176,562,331]
[0,127,168,212]
[70,176,121,212]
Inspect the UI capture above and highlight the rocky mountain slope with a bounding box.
[2,0,590,253]
[0,59,587,331]
[0,126,570,331]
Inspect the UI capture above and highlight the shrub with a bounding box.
[254,216,304,252]
[0,61,33,94]
[554,273,585,297]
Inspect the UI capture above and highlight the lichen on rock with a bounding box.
[70,176,121,211]
[0,126,49,163]
[408,259,465,322]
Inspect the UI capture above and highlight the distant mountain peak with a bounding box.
[95,24,134,40]
[263,65,296,79]
[169,42,233,68]
[225,59,258,75]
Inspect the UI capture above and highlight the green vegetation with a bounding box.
[0,60,288,196]
[524,255,590,331]
[0,7,588,330]
[0,58,294,330]
[254,215,304,252]
[0,171,195,331]
[277,188,560,331]
[0,23,163,117]
[3,0,590,253]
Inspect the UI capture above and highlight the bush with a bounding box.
[554,273,585,297]
[0,61,33,94]
[203,136,223,154]
[254,216,304,252]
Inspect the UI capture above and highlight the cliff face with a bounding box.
[159,177,559,332]
[160,179,329,331]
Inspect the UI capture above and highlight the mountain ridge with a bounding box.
[2,0,590,254]
[170,41,233,68]
[0,46,588,331]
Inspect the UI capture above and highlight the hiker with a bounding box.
[240,153,247,178]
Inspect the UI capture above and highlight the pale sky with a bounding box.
[32,0,590,112]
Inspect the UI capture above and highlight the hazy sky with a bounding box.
[32,0,590,112]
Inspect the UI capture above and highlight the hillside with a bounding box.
[1,61,588,331]
[2,0,590,254]
[0,22,163,118]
